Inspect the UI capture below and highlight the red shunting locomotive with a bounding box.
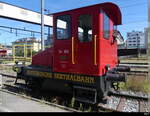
[14,2,130,104]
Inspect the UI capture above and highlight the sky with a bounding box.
[0,0,148,45]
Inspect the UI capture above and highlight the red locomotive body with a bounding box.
[32,48,53,67]
[14,2,129,104]
[33,2,121,76]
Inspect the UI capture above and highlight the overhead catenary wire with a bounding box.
[21,1,147,29]
[0,25,49,36]
[120,2,147,9]
[114,1,147,25]
[0,28,33,36]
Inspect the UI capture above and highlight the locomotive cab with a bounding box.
[53,3,122,77]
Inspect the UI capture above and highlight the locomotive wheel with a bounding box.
[51,96,62,104]
[33,79,43,98]
[73,100,80,110]
[25,78,43,98]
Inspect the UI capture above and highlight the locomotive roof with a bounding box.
[53,2,122,25]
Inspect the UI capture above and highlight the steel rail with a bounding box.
[0,73,16,78]
[108,90,149,101]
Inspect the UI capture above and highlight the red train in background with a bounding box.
[14,2,130,104]
[0,49,7,57]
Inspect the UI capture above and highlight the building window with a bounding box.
[127,33,130,37]
[56,15,71,40]
[103,12,110,39]
[78,14,92,42]
[137,37,140,40]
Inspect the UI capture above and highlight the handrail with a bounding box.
[72,37,75,64]
[94,35,97,65]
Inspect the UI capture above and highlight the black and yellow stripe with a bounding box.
[26,70,95,84]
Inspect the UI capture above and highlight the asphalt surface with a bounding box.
[0,90,69,112]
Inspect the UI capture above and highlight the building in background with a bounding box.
[144,28,149,51]
[116,31,126,49]
[125,30,146,49]
[12,37,41,52]
[0,44,5,49]
[12,37,41,62]
[0,44,2,49]
[5,45,13,56]
[148,0,150,27]
[0,44,12,56]
[148,0,150,62]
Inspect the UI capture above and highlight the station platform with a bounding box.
[0,90,69,112]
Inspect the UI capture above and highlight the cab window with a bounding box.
[56,15,71,40]
[103,12,110,39]
[78,14,92,42]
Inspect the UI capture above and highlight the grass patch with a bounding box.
[118,76,150,93]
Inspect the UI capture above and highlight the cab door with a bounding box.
[53,14,73,73]
[100,11,118,69]
[73,11,99,76]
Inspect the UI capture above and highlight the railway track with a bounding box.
[125,70,148,78]
[98,90,149,112]
[119,63,148,77]
[0,73,149,112]
[119,63,149,71]
[0,74,80,112]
